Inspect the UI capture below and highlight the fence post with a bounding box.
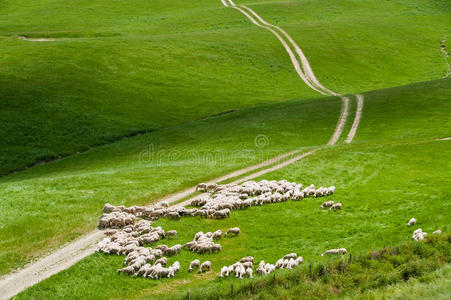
[350,253,352,264]
[230,284,234,295]
[187,291,190,300]
[309,264,312,280]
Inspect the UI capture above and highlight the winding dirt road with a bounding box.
[0,1,366,298]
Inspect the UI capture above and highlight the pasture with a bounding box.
[11,78,451,298]
[0,0,450,298]
[0,0,449,175]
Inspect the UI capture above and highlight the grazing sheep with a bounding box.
[283,253,297,260]
[151,249,163,258]
[167,212,181,220]
[155,244,168,252]
[188,259,200,272]
[165,230,177,239]
[103,203,116,213]
[165,244,181,256]
[407,218,416,227]
[239,256,254,263]
[320,201,334,209]
[225,227,240,237]
[329,203,342,210]
[104,229,117,236]
[234,265,245,279]
[155,257,167,266]
[135,264,152,277]
[118,265,135,275]
[212,230,222,239]
[412,228,427,241]
[196,183,208,192]
[194,231,204,241]
[199,261,211,273]
[432,229,442,235]
[219,265,233,277]
[245,267,253,278]
[321,248,347,256]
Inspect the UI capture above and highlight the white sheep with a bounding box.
[321,248,347,256]
[329,203,342,210]
[165,230,177,238]
[188,259,200,272]
[155,257,167,266]
[412,228,427,241]
[407,218,416,227]
[219,265,233,277]
[199,261,211,273]
[239,256,254,263]
[225,227,240,237]
[212,230,222,239]
[283,253,297,260]
[320,201,334,209]
[245,267,253,278]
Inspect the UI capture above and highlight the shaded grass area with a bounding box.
[13,79,451,299]
[1,0,450,174]
[168,234,451,299]
[0,96,340,275]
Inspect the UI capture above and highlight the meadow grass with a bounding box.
[11,78,451,298]
[1,0,449,175]
[0,95,341,275]
[346,264,451,300]
[168,234,451,299]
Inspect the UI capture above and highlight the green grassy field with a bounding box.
[1,0,450,298]
[10,78,451,298]
[170,235,451,299]
[0,94,341,275]
[348,264,451,300]
[1,0,449,175]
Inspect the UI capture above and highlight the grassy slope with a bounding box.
[13,78,451,299]
[0,0,316,175]
[1,0,449,175]
[174,235,451,299]
[0,95,341,275]
[241,0,451,93]
[348,264,451,299]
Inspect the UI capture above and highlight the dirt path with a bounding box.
[345,94,364,144]
[0,2,367,298]
[225,0,365,145]
[0,231,103,300]
[19,36,56,42]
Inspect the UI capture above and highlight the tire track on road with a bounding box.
[345,94,364,144]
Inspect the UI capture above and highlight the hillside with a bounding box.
[5,77,451,298]
[0,0,449,175]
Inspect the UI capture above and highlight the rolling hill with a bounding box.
[0,0,449,175]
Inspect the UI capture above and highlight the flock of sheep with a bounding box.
[94,179,347,281]
[98,180,337,231]
[407,218,442,241]
[217,252,305,279]
[190,180,336,218]
[96,178,444,283]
